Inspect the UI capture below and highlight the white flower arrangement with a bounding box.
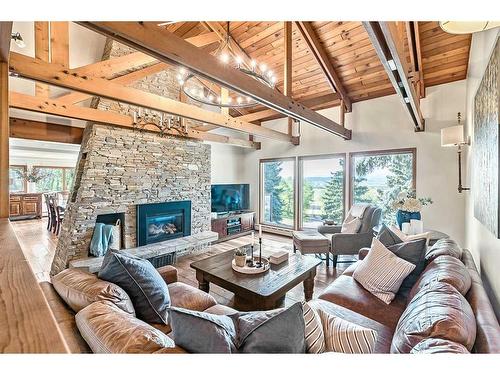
[391,190,433,213]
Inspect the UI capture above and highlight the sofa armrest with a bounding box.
[157,265,178,284]
[330,232,374,254]
[358,248,370,260]
[318,225,342,235]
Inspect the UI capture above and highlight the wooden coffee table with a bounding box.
[190,244,322,311]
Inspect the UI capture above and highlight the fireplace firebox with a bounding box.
[137,201,191,246]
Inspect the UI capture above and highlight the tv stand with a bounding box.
[211,211,255,243]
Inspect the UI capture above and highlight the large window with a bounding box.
[33,167,76,192]
[260,158,295,228]
[350,149,416,224]
[9,165,26,193]
[299,154,345,229]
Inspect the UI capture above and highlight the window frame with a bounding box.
[32,166,76,192]
[9,165,27,193]
[348,147,417,209]
[298,153,346,230]
[259,157,297,230]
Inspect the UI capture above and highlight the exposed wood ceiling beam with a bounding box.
[56,61,168,104]
[295,21,352,112]
[0,60,8,218]
[0,22,12,63]
[8,53,286,142]
[9,117,83,144]
[50,22,69,68]
[413,22,425,98]
[363,21,425,131]
[78,22,351,140]
[284,21,295,140]
[405,21,425,99]
[9,92,260,149]
[34,22,50,97]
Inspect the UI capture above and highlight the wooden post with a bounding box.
[0,62,9,218]
[283,22,293,138]
[339,99,345,127]
[34,21,49,97]
[220,87,229,116]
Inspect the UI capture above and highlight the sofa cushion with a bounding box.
[410,338,470,354]
[75,301,175,353]
[408,255,472,301]
[425,238,462,262]
[319,274,407,329]
[377,224,403,246]
[318,309,377,353]
[391,281,476,353]
[169,302,306,353]
[98,251,170,325]
[51,268,135,315]
[386,239,428,294]
[353,238,415,304]
[168,282,217,312]
[302,301,325,354]
[308,299,393,353]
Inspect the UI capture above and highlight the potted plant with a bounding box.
[234,248,247,267]
[391,189,433,229]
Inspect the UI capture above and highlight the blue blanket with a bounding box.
[90,223,114,257]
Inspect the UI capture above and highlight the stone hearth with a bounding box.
[51,124,211,275]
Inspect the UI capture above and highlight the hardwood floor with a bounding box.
[10,218,353,308]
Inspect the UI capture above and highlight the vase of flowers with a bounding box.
[392,190,433,229]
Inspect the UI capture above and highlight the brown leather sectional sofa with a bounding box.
[40,239,500,353]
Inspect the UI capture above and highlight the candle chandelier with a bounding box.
[131,108,189,137]
[176,22,278,109]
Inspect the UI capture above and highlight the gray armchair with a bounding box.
[318,205,382,267]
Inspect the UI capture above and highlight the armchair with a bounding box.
[318,205,382,267]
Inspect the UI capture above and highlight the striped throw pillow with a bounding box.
[302,301,325,354]
[318,309,377,354]
[353,238,416,304]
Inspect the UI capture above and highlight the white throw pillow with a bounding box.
[353,238,416,304]
[302,301,325,354]
[318,309,377,354]
[341,216,361,233]
[390,225,430,245]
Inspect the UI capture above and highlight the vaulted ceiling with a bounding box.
[164,21,471,122]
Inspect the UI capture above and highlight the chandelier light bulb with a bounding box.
[220,53,230,64]
[267,70,273,78]
[227,97,232,104]
[179,67,186,75]
[246,96,252,103]
[178,80,184,86]
[260,63,267,73]
[236,97,243,104]
[270,76,277,84]
[251,60,257,70]
[235,55,243,65]
[217,96,221,103]
[208,95,215,102]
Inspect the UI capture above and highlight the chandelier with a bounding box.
[176,23,277,109]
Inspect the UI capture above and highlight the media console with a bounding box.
[211,211,255,243]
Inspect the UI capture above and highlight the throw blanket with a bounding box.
[90,223,114,257]
[341,204,370,233]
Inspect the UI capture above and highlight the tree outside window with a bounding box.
[9,166,26,193]
[351,149,415,224]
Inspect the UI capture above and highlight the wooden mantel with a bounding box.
[0,219,69,353]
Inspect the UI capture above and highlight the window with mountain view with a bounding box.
[350,149,416,224]
[260,158,295,228]
[299,155,345,229]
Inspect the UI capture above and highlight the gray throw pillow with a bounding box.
[169,302,306,353]
[377,224,403,246]
[98,251,170,324]
[386,238,427,293]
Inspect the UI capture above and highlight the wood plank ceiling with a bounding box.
[164,21,471,122]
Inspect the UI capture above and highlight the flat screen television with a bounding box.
[211,184,250,213]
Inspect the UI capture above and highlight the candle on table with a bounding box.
[251,231,255,245]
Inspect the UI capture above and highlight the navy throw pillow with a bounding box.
[377,224,404,246]
[98,251,170,324]
[387,238,427,293]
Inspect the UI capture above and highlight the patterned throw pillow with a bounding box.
[353,238,416,304]
[302,301,325,354]
[318,309,377,354]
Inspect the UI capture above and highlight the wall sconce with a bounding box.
[441,112,470,193]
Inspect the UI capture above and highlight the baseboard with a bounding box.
[256,224,293,237]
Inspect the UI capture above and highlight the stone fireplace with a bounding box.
[51,124,211,275]
[137,200,191,246]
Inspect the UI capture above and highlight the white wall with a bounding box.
[464,28,500,318]
[238,80,467,244]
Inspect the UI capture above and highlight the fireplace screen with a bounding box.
[137,200,191,246]
[146,212,183,243]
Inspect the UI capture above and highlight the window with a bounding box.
[260,158,295,228]
[350,149,416,224]
[299,154,345,229]
[33,167,76,192]
[9,165,26,193]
